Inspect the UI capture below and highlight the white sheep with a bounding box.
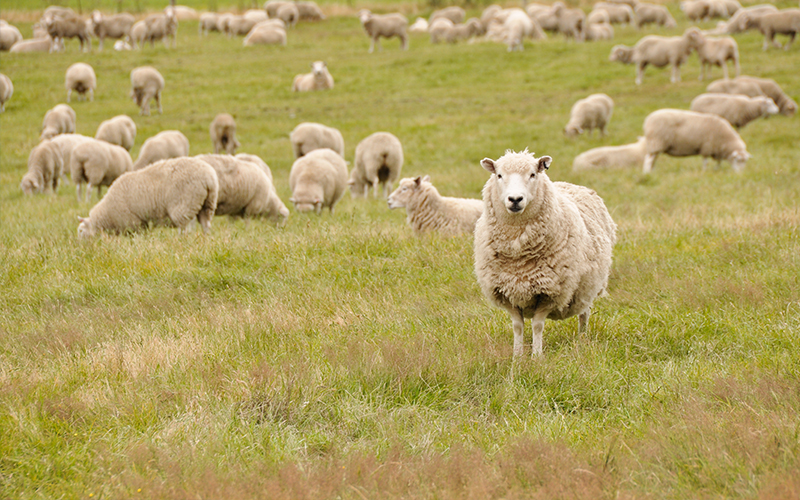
[296,2,325,21]
[199,12,219,35]
[244,9,269,23]
[9,36,62,52]
[705,77,765,97]
[276,4,299,27]
[130,20,147,48]
[45,14,91,52]
[114,40,133,50]
[243,23,286,46]
[564,93,614,138]
[358,10,408,53]
[734,76,797,116]
[430,6,466,24]
[690,93,779,128]
[172,5,199,21]
[429,17,454,44]
[0,73,12,112]
[227,16,261,37]
[387,175,484,236]
[552,2,585,41]
[77,157,219,237]
[0,24,23,50]
[710,4,776,34]
[684,27,739,80]
[49,133,94,181]
[210,113,240,154]
[585,22,614,41]
[40,104,76,141]
[130,66,165,116]
[90,11,134,50]
[444,18,484,43]
[289,148,349,214]
[292,61,334,92]
[71,139,134,202]
[95,115,137,151]
[235,153,274,182]
[143,9,177,48]
[409,17,429,33]
[133,130,190,170]
[290,122,345,158]
[642,109,750,173]
[65,62,96,102]
[587,9,611,26]
[634,3,677,29]
[21,140,64,195]
[609,30,695,85]
[265,1,291,18]
[594,2,635,24]
[474,150,617,356]
[750,8,800,50]
[572,137,647,171]
[349,131,403,198]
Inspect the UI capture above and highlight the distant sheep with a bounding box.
[552,2,585,40]
[750,9,800,51]
[130,66,165,115]
[290,122,345,158]
[634,3,677,28]
[585,22,614,41]
[728,76,797,116]
[276,4,299,27]
[409,17,429,33]
[429,18,454,44]
[572,137,647,171]
[297,2,325,21]
[227,16,261,37]
[0,73,12,112]
[0,24,23,50]
[685,27,739,80]
[90,11,134,50]
[9,36,62,52]
[40,103,76,140]
[143,9,178,48]
[50,133,95,180]
[71,139,134,202]
[709,4,776,34]
[690,93,779,128]
[130,21,147,48]
[243,23,286,46]
[209,113,240,155]
[45,14,91,52]
[350,132,403,198]
[133,130,189,170]
[289,148,349,214]
[293,61,333,92]
[95,115,137,151]
[172,6,200,21]
[445,18,484,43]
[65,62,96,102]
[199,13,219,35]
[564,93,614,137]
[358,10,408,53]
[265,0,291,18]
[609,30,695,84]
[593,2,635,24]
[706,77,765,97]
[21,140,64,195]
[430,6,466,24]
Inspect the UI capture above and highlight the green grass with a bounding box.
[2,5,800,499]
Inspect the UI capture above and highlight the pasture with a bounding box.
[1,3,799,498]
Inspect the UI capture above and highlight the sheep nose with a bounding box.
[508,195,523,205]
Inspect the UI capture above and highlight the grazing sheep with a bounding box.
[289,148,349,214]
[487,9,544,52]
[9,36,62,52]
[586,22,614,41]
[77,157,219,237]
[572,137,647,171]
[114,40,133,50]
[642,109,750,173]
[685,27,739,80]
[690,93,779,128]
[292,61,334,92]
[49,133,94,180]
[40,104,76,140]
[133,130,190,170]
[276,4,299,27]
[65,62,96,102]
[481,5,503,30]
[21,140,64,195]
[90,11,134,50]
[243,23,286,46]
[358,10,408,53]
[210,113,240,154]
[409,17,429,33]
[0,24,23,50]
[199,12,219,35]
[130,66,165,116]
[143,9,177,48]
[387,175,484,236]
[750,9,800,51]
[0,73,13,112]
[681,0,710,21]
[609,30,695,85]
[528,5,560,33]
[290,122,345,158]
[706,77,765,97]
[474,150,617,357]
[265,0,291,18]
[733,76,797,116]
[564,94,614,138]
[710,4,776,34]
[430,6,466,24]
[235,153,274,182]
[587,9,611,26]
[552,2,585,40]
[45,14,91,52]
[350,132,403,199]
[429,17,455,44]
[95,115,137,151]
[71,139,133,202]
[634,3,677,28]
[593,2,635,24]
[297,2,325,21]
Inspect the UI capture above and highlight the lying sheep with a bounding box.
[685,27,739,80]
[40,103,76,140]
[297,2,325,21]
[429,17,454,44]
[95,115,137,151]
[114,40,133,50]
[227,16,261,37]
[290,122,345,158]
[734,76,797,116]
[572,137,647,171]
[71,139,133,202]
[133,130,190,170]
[292,61,334,92]
[276,4,299,27]
[9,36,62,52]
[90,11,134,50]
[143,9,177,48]
[210,113,240,154]
[387,175,484,236]
[130,66,165,116]
[642,109,750,173]
[0,73,12,112]
[199,12,219,35]
[77,157,219,237]
[586,22,614,41]
[65,62,96,102]
[0,24,23,50]
[409,17,429,33]
[609,30,694,85]
[474,150,617,356]
[50,133,94,180]
[45,14,91,52]
[751,9,800,51]
[289,148,349,214]
[350,132,403,198]
[430,6,465,24]
[564,93,614,138]
[243,23,286,46]
[358,10,408,53]
[634,3,677,28]
[593,2,635,24]
[21,140,64,195]
[690,93,779,128]
[172,5,199,21]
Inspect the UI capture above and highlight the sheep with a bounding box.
[690,93,779,128]
[40,104,76,140]
[593,2,635,24]
[0,24,22,50]
[706,77,765,98]
[634,3,677,29]
[564,94,614,138]
[642,109,750,173]
[210,113,240,155]
[50,133,95,180]
[609,31,695,85]
[587,9,611,26]
[358,10,408,53]
[552,2,585,41]
[227,16,261,37]
[749,9,800,51]
[65,62,96,102]
[585,22,614,41]
[528,5,560,33]
[243,23,286,46]
[21,140,64,195]
[172,5,200,21]
[276,4,299,27]
[199,12,219,35]
[429,17,455,44]
[349,131,403,198]
[481,5,503,30]
[95,115,137,151]
[130,66,165,116]
[445,18,484,43]
[430,6,466,25]
[572,137,647,171]
[684,27,739,80]
[681,0,711,21]
[487,9,544,52]
[71,139,133,202]
[90,11,134,50]
[77,157,219,237]
[265,0,291,18]
[8,36,62,52]
[143,9,177,48]
[296,2,325,21]
[387,175,484,236]
[710,4,776,34]
[409,17,429,33]
[289,148,349,214]
[733,76,797,116]
[45,14,91,52]
[235,153,274,182]
[130,20,147,48]
[292,61,334,92]
[42,6,76,23]
[114,40,133,50]
[474,150,617,357]
[0,73,13,112]
[133,130,190,170]
[290,122,345,158]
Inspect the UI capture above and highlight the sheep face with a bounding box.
[759,97,780,116]
[311,61,327,77]
[290,193,323,214]
[358,10,372,24]
[20,175,39,195]
[387,175,428,209]
[77,216,95,238]
[609,45,632,63]
[729,150,750,173]
[91,10,102,24]
[481,153,552,214]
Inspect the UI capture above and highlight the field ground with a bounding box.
[1,3,800,499]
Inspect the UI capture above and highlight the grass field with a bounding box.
[1,4,800,498]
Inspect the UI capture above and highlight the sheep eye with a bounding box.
[497,174,502,179]
[530,173,536,179]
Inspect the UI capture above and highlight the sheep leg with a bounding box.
[531,309,549,358]
[671,63,680,83]
[362,184,369,198]
[721,61,728,80]
[85,183,93,203]
[141,96,151,116]
[401,34,408,50]
[785,33,795,51]
[88,89,94,102]
[733,57,740,77]
[510,307,525,357]
[635,63,645,85]
[369,37,375,53]
[643,153,657,174]
[156,91,162,114]
[96,185,102,200]
[702,157,709,170]
[67,89,72,103]
[579,310,590,335]
[76,183,82,202]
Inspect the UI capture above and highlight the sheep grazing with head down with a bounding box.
[95,115,137,151]
[210,113,240,154]
[289,148,349,215]
[358,10,408,53]
[388,175,484,236]
[350,132,403,199]
[130,66,165,115]
[40,104,76,140]
[634,3,677,29]
[65,62,96,102]
[293,61,334,92]
[690,93,779,128]
[21,140,64,195]
[564,93,614,138]
[474,150,617,357]
[71,138,133,202]
[734,76,798,116]
[290,122,345,158]
[90,11,135,50]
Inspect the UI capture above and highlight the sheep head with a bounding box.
[481,150,551,215]
[77,216,95,238]
[387,175,430,209]
[311,61,327,77]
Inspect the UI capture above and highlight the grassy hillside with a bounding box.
[1,6,799,499]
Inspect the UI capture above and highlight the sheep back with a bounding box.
[388,176,484,236]
[134,130,189,170]
[290,122,345,158]
[289,148,348,213]
[350,131,403,198]
[95,115,137,151]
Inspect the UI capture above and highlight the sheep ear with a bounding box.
[347,179,355,186]
[538,156,552,172]
[288,197,295,203]
[414,176,421,185]
[481,158,496,173]
[77,216,87,223]
[422,175,430,183]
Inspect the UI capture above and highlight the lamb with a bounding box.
[409,18,429,33]
[243,23,286,46]
[40,103,76,140]
[358,10,408,53]
[290,122,345,158]
[430,6,466,24]
[296,2,326,21]
[276,4,299,27]
[21,140,64,195]
[349,132,403,198]
[593,2,635,24]
[634,3,677,29]
[289,148,349,214]
[564,93,614,138]
[130,66,165,116]
[0,73,13,112]
[77,157,219,237]
[133,130,190,170]
[387,176,484,236]
[45,14,91,52]
[474,150,617,357]
[585,22,614,41]
[642,109,750,173]
[95,115,137,151]
[143,9,177,48]
[690,93,780,128]
[65,62,96,102]
[292,61,334,92]
[71,139,133,202]
[609,31,695,85]
[90,11,134,50]
[731,76,798,116]
[8,36,62,52]
[429,17,454,44]
[572,137,647,171]
[750,9,800,51]
[199,12,219,35]
[684,27,739,80]
[0,24,22,50]
[210,113,240,154]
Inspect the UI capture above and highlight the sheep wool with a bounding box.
[292,61,334,92]
[40,104,77,140]
[358,10,408,53]
[290,122,345,158]
[350,131,403,198]
[95,115,137,151]
[130,66,165,115]
[21,140,64,195]
[572,137,646,171]
[210,113,241,155]
[735,76,798,116]
[133,130,189,170]
[690,93,779,128]
[564,93,614,137]
[65,62,96,102]
[289,148,349,214]
[0,73,12,112]
[388,176,484,236]
[71,139,134,202]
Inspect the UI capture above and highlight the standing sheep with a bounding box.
[130,66,165,116]
[289,148,349,214]
[21,140,64,195]
[90,11,135,50]
[50,133,95,181]
[77,157,219,237]
[552,2,585,41]
[71,139,134,202]
[290,122,345,158]
[199,12,219,35]
[634,3,677,29]
[143,9,178,48]
[297,2,325,21]
[735,76,798,116]
[564,94,614,138]
[593,2,635,24]
[572,137,647,171]
[750,9,800,51]
[45,14,91,52]
[210,113,240,154]
[133,130,190,170]
[349,132,403,199]
[585,22,614,41]
[95,115,137,151]
[429,18,455,44]
[705,77,765,97]
[276,4,299,27]
[609,30,695,85]
[430,6,466,24]
[130,20,147,48]
[690,93,779,128]
[474,150,617,357]
[40,104,76,140]
[292,61,334,92]
[358,10,408,53]
[65,62,96,102]
[0,73,12,112]
[684,27,739,80]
